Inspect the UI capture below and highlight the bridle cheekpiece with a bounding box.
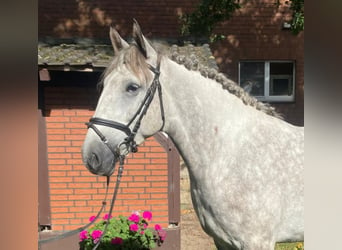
[86,54,164,161]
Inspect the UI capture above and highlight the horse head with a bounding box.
[82,20,165,176]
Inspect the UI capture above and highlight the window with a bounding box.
[239,61,295,102]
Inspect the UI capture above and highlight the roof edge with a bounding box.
[38,36,210,46]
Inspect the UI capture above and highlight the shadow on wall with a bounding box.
[210,0,304,77]
[39,0,114,38]
[38,0,304,125]
[38,0,198,39]
[208,0,304,126]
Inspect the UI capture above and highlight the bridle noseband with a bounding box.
[86,54,165,159]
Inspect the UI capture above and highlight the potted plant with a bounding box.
[79,211,167,250]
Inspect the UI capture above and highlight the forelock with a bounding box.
[99,45,151,89]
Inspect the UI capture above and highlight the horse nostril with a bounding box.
[87,153,102,171]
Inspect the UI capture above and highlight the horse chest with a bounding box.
[188,170,234,236]
[189,183,219,233]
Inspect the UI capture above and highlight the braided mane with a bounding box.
[166,44,282,119]
[101,41,282,119]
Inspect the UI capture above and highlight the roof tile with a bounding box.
[38,42,217,70]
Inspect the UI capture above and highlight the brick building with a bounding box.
[39,0,303,125]
[38,0,303,249]
[211,1,304,125]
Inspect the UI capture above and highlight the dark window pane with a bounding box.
[270,62,293,75]
[270,62,294,96]
[270,78,291,95]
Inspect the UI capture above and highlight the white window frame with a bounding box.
[238,61,295,102]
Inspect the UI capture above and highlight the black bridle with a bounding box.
[85,54,164,249]
[86,54,165,157]
[39,55,165,250]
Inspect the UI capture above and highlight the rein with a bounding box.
[86,54,164,249]
[38,160,118,245]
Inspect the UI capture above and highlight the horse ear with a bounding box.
[132,19,156,59]
[109,25,128,54]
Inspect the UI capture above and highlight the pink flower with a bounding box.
[128,213,140,223]
[142,211,152,221]
[158,229,167,241]
[140,230,145,235]
[132,210,140,215]
[129,223,139,232]
[89,215,96,222]
[143,223,147,229]
[91,230,103,240]
[79,230,88,241]
[111,237,123,245]
[154,224,162,231]
[103,213,112,220]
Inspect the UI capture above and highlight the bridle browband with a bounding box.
[38,55,165,250]
[86,54,165,156]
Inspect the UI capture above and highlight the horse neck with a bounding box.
[161,59,265,173]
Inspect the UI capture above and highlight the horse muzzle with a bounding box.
[82,138,118,176]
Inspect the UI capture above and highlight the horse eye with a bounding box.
[126,84,140,93]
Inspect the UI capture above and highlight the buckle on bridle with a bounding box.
[118,138,138,157]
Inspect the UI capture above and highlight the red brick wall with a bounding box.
[39,0,303,125]
[38,0,199,39]
[43,85,169,231]
[210,0,304,125]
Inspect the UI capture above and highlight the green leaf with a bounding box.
[180,0,304,40]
